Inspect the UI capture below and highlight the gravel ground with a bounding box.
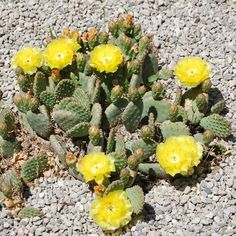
[0,0,236,235]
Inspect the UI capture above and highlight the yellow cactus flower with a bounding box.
[76,152,115,184]
[156,136,203,176]
[44,38,80,69]
[90,190,133,230]
[89,44,123,73]
[174,56,211,87]
[12,47,43,74]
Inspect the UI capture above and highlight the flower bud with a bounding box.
[111,85,123,102]
[127,87,140,102]
[195,93,208,112]
[201,79,212,93]
[84,63,93,76]
[169,104,178,122]
[89,126,101,145]
[127,59,141,75]
[138,85,147,96]
[202,130,214,144]
[133,23,142,40]
[119,34,132,53]
[109,20,118,37]
[128,155,139,170]
[135,148,144,162]
[152,82,165,100]
[141,125,155,142]
[66,152,77,166]
[139,35,151,55]
[76,53,86,72]
[18,75,30,93]
[98,31,108,44]
[123,15,133,31]
[15,67,24,76]
[120,168,131,184]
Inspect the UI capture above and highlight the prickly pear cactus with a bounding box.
[9,14,231,230]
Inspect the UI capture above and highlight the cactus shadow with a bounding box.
[208,87,224,105]
[169,175,203,191]
[23,185,32,200]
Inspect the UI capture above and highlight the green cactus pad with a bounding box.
[0,137,20,157]
[142,91,170,122]
[200,114,231,138]
[33,72,48,98]
[186,100,204,125]
[90,103,102,128]
[105,98,129,126]
[106,128,115,154]
[125,185,144,214]
[65,102,91,120]
[91,80,101,104]
[210,100,225,114]
[54,79,75,101]
[105,180,125,195]
[130,74,142,88]
[111,152,127,173]
[52,110,82,131]
[142,53,158,82]
[138,163,168,178]
[73,87,90,108]
[18,75,32,93]
[26,111,53,138]
[18,207,43,219]
[21,156,49,182]
[54,97,78,111]
[115,134,126,156]
[39,91,56,109]
[49,135,67,166]
[1,170,23,198]
[122,101,143,133]
[66,122,90,138]
[160,121,190,140]
[127,139,156,159]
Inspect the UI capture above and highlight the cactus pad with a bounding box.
[49,135,67,166]
[200,114,230,138]
[33,72,48,98]
[18,207,43,219]
[21,156,49,182]
[160,121,190,140]
[138,163,168,178]
[39,91,56,109]
[26,111,53,138]
[125,185,144,214]
[122,101,143,132]
[54,79,75,101]
[66,122,90,138]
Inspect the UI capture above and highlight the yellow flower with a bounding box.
[90,44,123,73]
[90,190,133,230]
[12,47,43,74]
[76,152,115,184]
[174,56,211,87]
[44,38,80,69]
[156,136,203,176]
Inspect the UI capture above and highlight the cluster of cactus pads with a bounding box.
[0,15,231,227]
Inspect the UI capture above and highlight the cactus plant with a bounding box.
[8,14,231,230]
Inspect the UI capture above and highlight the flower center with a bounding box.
[188,69,197,76]
[103,56,112,63]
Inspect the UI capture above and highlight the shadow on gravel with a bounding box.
[23,185,32,200]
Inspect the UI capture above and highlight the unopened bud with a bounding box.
[133,23,142,40]
[169,104,178,122]
[202,130,214,144]
[195,93,208,112]
[76,53,86,72]
[89,126,101,145]
[138,85,147,96]
[109,20,118,37]
[152,82,165,100]
[141,125,155,142]
[66,152,77,166]
[111,85,123,102]
[201,79,212,93]
[127,87,140,102]
[128,155,139,170]
[127,59,141,75]
[98,31,108,44]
